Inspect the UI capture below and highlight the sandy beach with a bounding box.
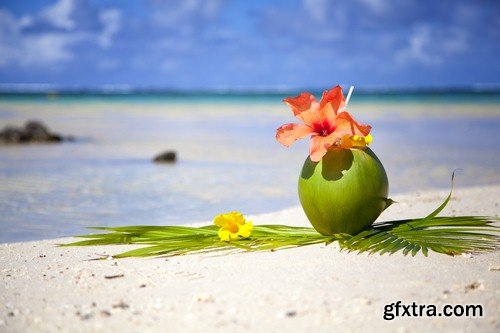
[1,185,499,333]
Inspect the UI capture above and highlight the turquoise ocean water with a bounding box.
[1,90,499,242]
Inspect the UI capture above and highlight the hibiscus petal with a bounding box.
[309,134,340,162]
[283,92,318,116]
[335,112,371,136]
[319,86,346,114]
[317,103,336,127]
[276,123,313,147]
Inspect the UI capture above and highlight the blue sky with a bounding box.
[0,0,499,89]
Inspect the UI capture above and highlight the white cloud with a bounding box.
[0,0,121,68]
[41,0,76,30]
[17,15,34,30]
[151,0,224,29]
[396,25,441,65]
[144,0,227,67]
[99,9,122,48]
[0,9,17,35]
[0,32,78,68]
[357,0,389,14]
[302,0,329,24]
[23,33,77,64]
[396,25,468,66]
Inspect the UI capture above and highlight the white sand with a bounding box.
[1,185,499,332]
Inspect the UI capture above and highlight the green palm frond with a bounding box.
[340,216,499,256]
[63,173,499,258]
[63,224,344,258]
[341,172,499,256]
[63,217,499,258]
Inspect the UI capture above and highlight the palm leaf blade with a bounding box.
[63,215,499,258]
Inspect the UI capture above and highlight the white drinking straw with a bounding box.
[339,86,354,112]
[345,86,354,106]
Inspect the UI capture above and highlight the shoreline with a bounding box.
[1,100,500,243]
[1,182,498,245]
[1,185,499,332]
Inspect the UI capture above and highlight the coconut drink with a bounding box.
[276,85,390,235]
[298,147,388,235]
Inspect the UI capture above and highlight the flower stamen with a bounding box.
[313,121,335,137]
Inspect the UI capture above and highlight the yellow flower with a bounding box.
[214,212,253,241]
[341,134,373,149]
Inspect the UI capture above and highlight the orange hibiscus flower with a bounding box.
[276,86,372,162]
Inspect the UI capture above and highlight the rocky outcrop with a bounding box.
[0,120,72,144]
[153,150,177,163]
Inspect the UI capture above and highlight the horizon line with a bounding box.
[0,83,499,95]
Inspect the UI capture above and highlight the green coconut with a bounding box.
[298,147,390,236]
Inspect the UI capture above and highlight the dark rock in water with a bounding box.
[0,127,26,143]
[0,120,69,144]
[153,150,177,163]
[25,121,56,141]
